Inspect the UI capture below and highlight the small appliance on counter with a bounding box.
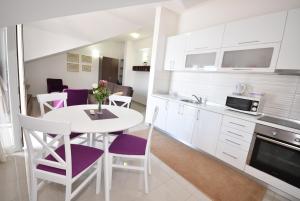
[233,83,247,95]
[225,95,262,115]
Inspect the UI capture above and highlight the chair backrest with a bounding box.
[18,114,72,177]
[63,89,89,106]
[46,78,63,93]
[109,95,132,108]
[37,93,67,116]
[145,106,159,153]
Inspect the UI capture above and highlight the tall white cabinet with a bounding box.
[277,8,300,70]
[164,34,186,71]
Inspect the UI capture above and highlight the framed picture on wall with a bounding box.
[82,64,91,72]
[67,63,79,72]
[67,53,79,63]
[81,55,92,63]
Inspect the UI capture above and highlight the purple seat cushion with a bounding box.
[48,132,83,140]
[37,144,103,177]
[109,134,147,155]
[63,89,88,106]
[52,99,65,108]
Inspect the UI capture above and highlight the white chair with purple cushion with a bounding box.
[19,115,103,201]
[37,93,88,144]
[108,106,158,193]
[108,94,132,135]
[108,94,132,108]
[92,94,133,146]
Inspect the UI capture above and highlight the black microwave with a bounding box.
[225,95,262,115]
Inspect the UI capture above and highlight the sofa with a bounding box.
[88,82,134,104]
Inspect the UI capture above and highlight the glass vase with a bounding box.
[97,101,103,114]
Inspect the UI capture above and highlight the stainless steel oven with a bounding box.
[248,123,300,188]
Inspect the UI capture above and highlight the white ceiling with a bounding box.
[0,0,165,27]
[25,0,210,43]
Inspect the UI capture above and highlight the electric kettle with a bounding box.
[234,83,247,95]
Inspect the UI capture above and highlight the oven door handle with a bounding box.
[257,135,300,151]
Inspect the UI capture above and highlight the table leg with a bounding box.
[103,133,110,201]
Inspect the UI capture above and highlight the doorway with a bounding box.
[99,56,120,84]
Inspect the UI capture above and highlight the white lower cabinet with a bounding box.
[216,142,248,170]
[191,109,223,156]
[146,96,169,131]
[216,116,255,170]
[147,96,256,171]
[166,101,197,144]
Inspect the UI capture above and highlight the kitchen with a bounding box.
[145,5,300,201]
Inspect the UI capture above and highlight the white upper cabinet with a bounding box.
[222,11,287,47]
[186,25,225,51]
[219,42,281,72]
[277,8,300,70]
[184,25,224,71]
[164,34,187,71]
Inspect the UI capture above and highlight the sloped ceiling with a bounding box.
[0,0,165,27]
[23,0,211,61]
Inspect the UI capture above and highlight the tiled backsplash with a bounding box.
[170,72,300,120]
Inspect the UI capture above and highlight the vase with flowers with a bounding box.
[92,80,110,114]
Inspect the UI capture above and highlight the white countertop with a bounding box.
[152,93,300,134]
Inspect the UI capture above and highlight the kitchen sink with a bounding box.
[180,99,201,104]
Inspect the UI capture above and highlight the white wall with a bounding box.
[168,0,300,120]
[25,41,124,96]
[123,37,153,105]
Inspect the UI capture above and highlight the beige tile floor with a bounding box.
[0,152,212,201]
[0,151,292,201]
[0,99,292,201]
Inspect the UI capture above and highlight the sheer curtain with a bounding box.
[0,27,15,162]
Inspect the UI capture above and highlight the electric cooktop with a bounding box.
[258,116,300,130]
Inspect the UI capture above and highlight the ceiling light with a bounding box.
[130,32,140,39]
[92,49,100,58]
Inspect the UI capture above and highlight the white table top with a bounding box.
[43,104,144,133]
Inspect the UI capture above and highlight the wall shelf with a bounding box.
[132,65,150,72]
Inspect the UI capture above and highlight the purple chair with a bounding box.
[108,107,159,194]
[47,78,68,93]
[18,115,103,201]
[63,89,89,106]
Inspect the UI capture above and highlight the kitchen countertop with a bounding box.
[152,93,300,134]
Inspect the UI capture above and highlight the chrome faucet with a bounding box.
[192,95,202,104]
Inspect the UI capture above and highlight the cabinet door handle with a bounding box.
[165,101,169,110]
[222,152,237,159]
[196,110,200,120]
[225,139,241,146]
[229,122,245,127]
[227,131,243,137]
[238,40,259,45]
[194,46,208,50]
[181,105,184,115]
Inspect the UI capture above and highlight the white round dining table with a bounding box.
[43,104,144,201]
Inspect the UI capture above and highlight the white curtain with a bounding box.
[0,27,15,162]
